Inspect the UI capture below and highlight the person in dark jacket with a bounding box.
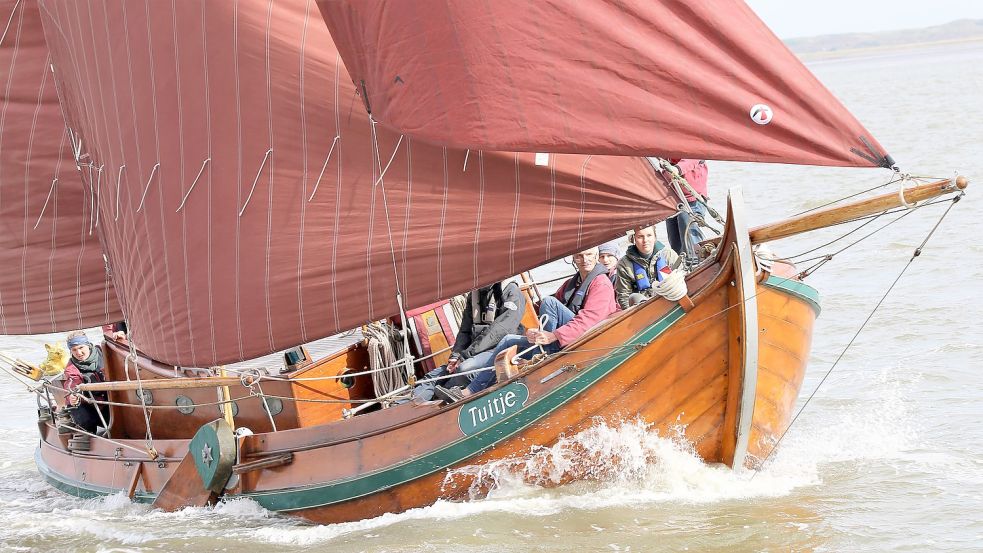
[60,331,109,433]
[614,225,682,309]
[412,281,525,402]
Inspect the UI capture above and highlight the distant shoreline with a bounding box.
[795,36,983,61]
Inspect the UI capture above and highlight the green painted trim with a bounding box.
[763,275,822,316]
[34,447,157,503]
[241,307,687,512]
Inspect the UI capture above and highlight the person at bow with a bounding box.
[411,280,525,402]
[60,331,110,433]
[614,224,682,308]
[663,159,710,259]
[442,246,620,401]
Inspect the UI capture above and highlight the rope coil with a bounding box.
[653,270,688,302]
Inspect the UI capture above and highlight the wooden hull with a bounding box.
[34,191,819,524]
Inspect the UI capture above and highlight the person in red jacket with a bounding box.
[664,159,709,259]
[60,331,109,433]
[443,247,620,401]
[532,246,621,350]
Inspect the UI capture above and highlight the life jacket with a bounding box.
[561,264,608,314]
[469,283,505,335]
[631,254,669,290]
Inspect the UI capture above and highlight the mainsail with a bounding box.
[0,0,121,334]
[33,0,677,366]
[316,0,893,168]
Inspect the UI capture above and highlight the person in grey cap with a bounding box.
[60,330,109,433]
[597,239,623,285]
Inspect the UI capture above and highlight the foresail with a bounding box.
[36,0,676,366]
[316,0,893,168]
[0,0,121,334]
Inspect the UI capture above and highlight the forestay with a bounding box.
[316,0,893,168]
[34,0,677,366]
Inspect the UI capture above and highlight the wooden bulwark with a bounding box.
[100,342,301,439]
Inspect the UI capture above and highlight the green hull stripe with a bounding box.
[34,447,157,503]
[242,306,687,512]
[763,275,822,316]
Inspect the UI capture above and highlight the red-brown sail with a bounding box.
[0,0,121,334]
[316,0,893,168]
[35,0,676,366]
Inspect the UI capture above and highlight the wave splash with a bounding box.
[443,418,813,508]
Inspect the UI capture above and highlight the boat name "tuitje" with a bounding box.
[457,382,529,435]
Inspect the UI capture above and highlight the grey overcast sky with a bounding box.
[745,1,983,39]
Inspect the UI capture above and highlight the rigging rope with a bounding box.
[786,171,906,218]
[650,157,725,226]
[752,192,963,476]
[368,117,417,387]
[362,320,407,398]
[123,323,157,454]
[448,293,468,327]
[774,195,955,264]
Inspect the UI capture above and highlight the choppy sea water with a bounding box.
[1,42,981,552]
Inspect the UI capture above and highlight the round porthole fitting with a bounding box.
[262,397,284,417]
[338,368,355,389]
[176,395,195,415]
[216,401,239,417]
[137,389,154,406]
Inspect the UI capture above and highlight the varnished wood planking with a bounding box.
[289,350,362,427]
[742,280,816,466]
[688,401,727,459]
[100,341,299,438]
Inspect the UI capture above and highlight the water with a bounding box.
[1,43,981,552]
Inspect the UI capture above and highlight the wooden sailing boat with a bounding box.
[0,0,967,524]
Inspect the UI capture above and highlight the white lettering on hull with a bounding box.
[458,383,530,435]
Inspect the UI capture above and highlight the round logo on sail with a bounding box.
[749,104,773,125]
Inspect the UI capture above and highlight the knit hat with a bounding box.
[598,239,622,258]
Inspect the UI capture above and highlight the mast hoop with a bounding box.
[114,165,125,221]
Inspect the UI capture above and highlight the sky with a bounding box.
[745,0,983,39]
